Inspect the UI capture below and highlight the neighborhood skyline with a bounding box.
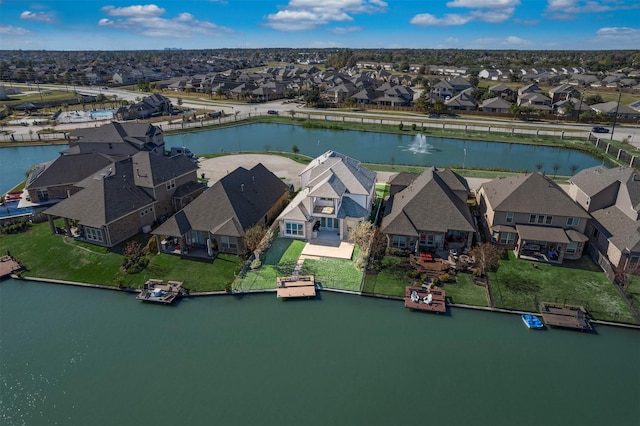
[0,0,638,51]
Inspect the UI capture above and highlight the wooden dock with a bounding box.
[539,302,591,331]
[137,279,183,304]
[0,255,23,279]
[276,275,316,299]
[404,286,446,313]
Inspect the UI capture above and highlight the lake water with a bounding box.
[0,124,603,195]
[1,279,638,426]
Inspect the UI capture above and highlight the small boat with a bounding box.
[522,314,544,329]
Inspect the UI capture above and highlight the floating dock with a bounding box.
[404,286,446,313]
[0,255,23,279]
[137,279,183,304]
[276,275,316,299]
[539,302,591,331]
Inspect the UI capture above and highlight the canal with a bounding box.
[1,279,638,426]
[1,124,604,195]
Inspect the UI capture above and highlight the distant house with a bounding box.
[549,84,580,103]
[24,152,112,206]
[380,168,476,252]
[153,164,289,257]
[480,97,512,113]
[431,79,455,100]
[518,92,552,111]
[44,152,200,247]
[276,151,376,243]
[568,166,640,271]
[445,91,477,111]
[116,93,173,120]
[66,122,165,158]
[477,173,590,263]
[552,98,591,118]
[590,102,640,120]
[487,83,514,99]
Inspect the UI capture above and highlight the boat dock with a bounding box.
[137,279,183,304]
[0,255,23,279]
[404,286,446,313]
[276,275,316,299]
[539,302,591,331]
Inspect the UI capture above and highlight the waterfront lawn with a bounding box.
[626,276,640,312]
[363,256,490,306]
[261,238,305,265]
[302,255,363,292]
[442,273,489,307]
[490,251,636,323]
[0,222,241,291]
[236,238,305,291]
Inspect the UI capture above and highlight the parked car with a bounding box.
[428,113,440,119]
[591,126,610,134]
[267,110,279,115]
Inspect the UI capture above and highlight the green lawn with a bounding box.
[0,222,241,291]
[375,183,390,199]
[442,273,489,307]
[489,251,636,323]
[626,276,640,313]
[364,255,489,306]
[238,240,363,292]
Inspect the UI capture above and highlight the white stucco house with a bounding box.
[276,151,376,243]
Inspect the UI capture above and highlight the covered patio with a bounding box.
[514,224,583,264]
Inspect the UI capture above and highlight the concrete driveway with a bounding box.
[197,154,306,187]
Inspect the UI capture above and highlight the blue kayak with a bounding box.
[522,314,544,329]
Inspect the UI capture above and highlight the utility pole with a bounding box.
[610,90,622,141]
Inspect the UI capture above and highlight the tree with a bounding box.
[291,145,300,157]
[433,99,446,114]
[348,221,373,258]
[469,243,503,277]
[244,225,267,254]
[303,84,320,105]
[176,97,183,107]
[343,97,355,108]
[584,94,604,105]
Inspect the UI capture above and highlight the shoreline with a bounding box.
[11,274,640,330]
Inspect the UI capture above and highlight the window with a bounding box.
[499,232,515,244]
[566,242,578,254]
[220,236,237,250]
[567,217,580,226]
[529,214,553,224]
[592,228,600,239]
[392,235,407,248]
[38,189,49,200]
[505,212,514,223]
[166,179,176,190]
[139,206,154,216]
[84,227,104,243]
[285,222,304,236]
[419,233,427,246]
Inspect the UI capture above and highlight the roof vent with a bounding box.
[241,183,244,192]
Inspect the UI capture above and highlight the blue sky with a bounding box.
[0,0,638,50]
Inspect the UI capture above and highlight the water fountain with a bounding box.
[405,134,435,154]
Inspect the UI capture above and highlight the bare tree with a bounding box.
[469,243,503,277]
[244,225,268,254]
[348,221,373,258]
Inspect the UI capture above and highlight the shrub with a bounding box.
[250,258,262,270]
[145,235,158,254]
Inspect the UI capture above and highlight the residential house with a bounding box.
[553,98,591,118]
[66,122,165,158]
[477,173,590,263]
[431,80,455,100]
[380,168,476,252]
[116,93,173,120]
[517,83,542,97]
[568,166,640,271]
[153,164,289,257]
[276,151,376,243]
[590,102,640,120]
[488,83,514,99]
[480,97,512,113]
[445,91,477,111]
[44,151,200,248]
[24,152,112,206]
[549,84,581,103]
[518,92,552,111]
[478,69,500,81]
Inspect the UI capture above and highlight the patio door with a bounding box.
[320,217,339,230]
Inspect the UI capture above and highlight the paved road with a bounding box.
[4,83,640,147]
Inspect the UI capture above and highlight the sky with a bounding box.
[0,0,638,51]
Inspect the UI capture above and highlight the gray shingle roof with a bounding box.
[592,206,640,252]
[130,151,197,188]
[45,157,155,227]
[380,168,475,236]
[25,152,112,189]
[302,151,376,196]
[481,173,589,218]
[153,163,287,237]
[570,166,635,198]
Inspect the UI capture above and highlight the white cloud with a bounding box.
[264,0,387,31]
[447,0,520,8]
[410,13,473,26]
[331,26,362,34]
[412,0,517,26]
[546,0,638,18]
[596,26,640,38]
[98,4,232,38]
[0,24,31,35]
[20,10,54,22]
[471,35,532,47]
[101,4,165,17]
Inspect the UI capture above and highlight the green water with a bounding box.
[1,279,639,426]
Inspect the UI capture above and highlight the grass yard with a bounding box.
[0,222,241,291]
[261,238,305,265]
[302,256,363,292]
[236,238,306,291]
[489,251,636,323]
[375,183,390,199]
[442,273,489,307]
[363,256,409,297]
[625,276,640,312]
